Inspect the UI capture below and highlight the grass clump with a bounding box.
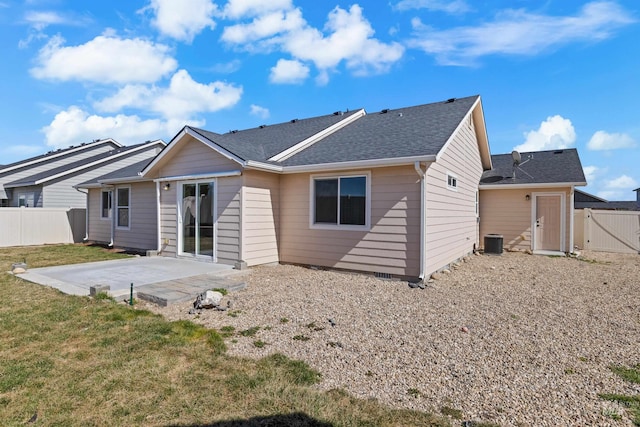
[599,364,640,425]
[93,291,115,302]
[293,334,310,341]
[440,405,463,419]
[280,317,289,323]
[0,244,451,426]
[253,340,266,348]
[239,326,261,337]
[212,287,228,296]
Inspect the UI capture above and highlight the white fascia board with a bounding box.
[278,155,437,174]
[0,139,121,175]
[99,175,147,185]
[244,161,283,173]
[34,143,154,185]
[153,170,242,182]
[268,109,366,162]
[479,181,587,190]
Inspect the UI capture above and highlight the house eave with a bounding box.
[152,170,243,182]
[277,155,438,174]
[480,181,587,190]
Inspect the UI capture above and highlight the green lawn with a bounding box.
[0,245,449,426]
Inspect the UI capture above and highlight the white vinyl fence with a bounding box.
[574,208,640,254]
[0,208,86,247]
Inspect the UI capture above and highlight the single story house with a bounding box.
[1,139,165,208]
[479,149,587,254]
[83,95,493,280]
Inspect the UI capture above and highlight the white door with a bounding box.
[179,181,216,260]
[535,195,562,251]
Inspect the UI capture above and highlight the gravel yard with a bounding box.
[145,251,640,426]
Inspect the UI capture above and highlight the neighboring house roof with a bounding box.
[480,148,587,188]
[575,201,639,210]
[5,141,164,188]
[143,95,491,177]
[0,139,122,176]
[78,158,154,188]
[575,189,607,203]
[574,189,639,210]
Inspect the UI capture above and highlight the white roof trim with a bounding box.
[0,139,122,175]
[153,170,242,182]
[268,109,366,162]
[31,142,158,186]
[480,182,587,190]
[141,127,245,177]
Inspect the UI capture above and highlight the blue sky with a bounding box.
[0,0,638,200]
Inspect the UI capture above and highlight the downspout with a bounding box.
[74,186,90,241]
[414,161,426,281]
[156,181,162,252]
[569,186,575,254]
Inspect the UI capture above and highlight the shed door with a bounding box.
[535,195,561,251]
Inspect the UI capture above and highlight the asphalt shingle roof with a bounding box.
[281,95,479,166]
[575,201,639,211]
[5,143,154,188]
[78,158,154,187]
[188,109,362,162]
[480,148,586,186]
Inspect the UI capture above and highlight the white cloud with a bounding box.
[95,69,242,120]
[30,34,177,84]
[141,0,217,43]
[394,0,470,14]
[223,0,293,19]
[250,104,270,119]
[221,4,404,82]
[269,58,309,84]
[41,106,181,148]
[604,174,638,189]
[222,8,304,45]
[24,11,76,30]
[587,130,636,150]
[582,165,600,184]
[210,59,242,74]
[409,1,635,65]
[513,115,576,152]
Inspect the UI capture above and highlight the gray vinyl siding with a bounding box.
[112,182,157,250]
[279,166,421,277]
[87,188,112,244]
[423,117,483,276]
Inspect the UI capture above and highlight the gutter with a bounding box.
[156,181,162,253]
[74,186,90,241]
[414,161,426,281]
[569,186,575,253]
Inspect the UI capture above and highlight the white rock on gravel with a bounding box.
[142,251,640,426]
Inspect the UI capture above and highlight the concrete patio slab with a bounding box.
[17,256,248,305]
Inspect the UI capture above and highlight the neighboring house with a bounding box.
[574,189,640,211]
[1,139,121,207]
[83,95,492,280]
[479,149,587,254]
[0,140,165,208]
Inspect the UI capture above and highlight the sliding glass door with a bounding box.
[180,181,215,259]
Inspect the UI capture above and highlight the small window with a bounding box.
[447,173,458,190]
[18,192,35,207]
[101,190,112,219]
[116,187,130,228]
[312,174,368,228]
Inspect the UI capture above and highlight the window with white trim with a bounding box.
[447,173,458,190]
[312,174,368,228]
[100,190,112,219]
[116,187,130,228]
